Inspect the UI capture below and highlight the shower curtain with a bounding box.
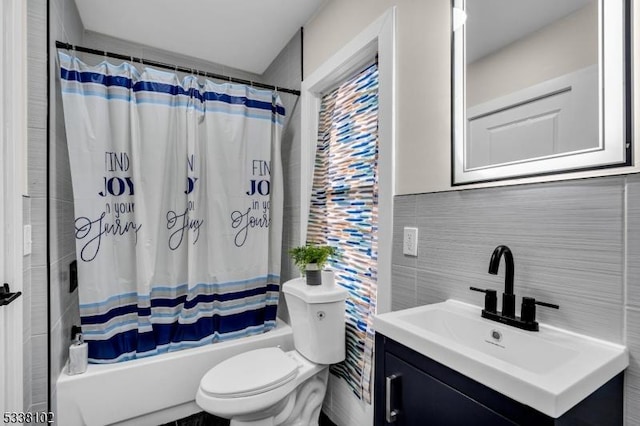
[58,52,284,363]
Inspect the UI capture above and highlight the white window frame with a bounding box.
[300,8,396,315]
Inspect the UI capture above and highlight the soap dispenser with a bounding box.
[68,332,88,375]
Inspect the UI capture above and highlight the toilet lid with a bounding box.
[200,347,299,398]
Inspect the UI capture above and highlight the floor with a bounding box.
[161,410,338,426]
[160,412,229,426]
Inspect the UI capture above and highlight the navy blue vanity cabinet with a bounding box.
[374,333,623,426]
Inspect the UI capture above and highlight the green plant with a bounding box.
[288,244,338,275]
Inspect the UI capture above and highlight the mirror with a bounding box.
[452,0,631,185]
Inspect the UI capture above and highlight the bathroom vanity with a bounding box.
[374,334,623,425]
[373,300,628,426]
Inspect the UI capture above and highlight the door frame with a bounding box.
[1,0,27,413]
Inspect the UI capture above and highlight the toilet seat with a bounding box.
[200,347,299,399]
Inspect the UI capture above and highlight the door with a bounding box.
[0,0,27,414]
[384,353,516,426]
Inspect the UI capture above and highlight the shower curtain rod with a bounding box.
[55,41,301,96]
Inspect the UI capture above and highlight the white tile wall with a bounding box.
[262,30,303,285]
[391,174,640,425]
[48,200,75,266]
[22,339,32,411]
[25,0,85,413]
[22,194,32,412]
[49,253,76,326]
[22,268,32,341]
[30,335,48,408]
[27,0,47,131]
[627,178,640,309]
[30,267,47,336]
[27,129,47,199]
[390,265,416,310]
[29,198,47,268]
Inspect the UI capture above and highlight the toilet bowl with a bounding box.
[196,347,329,425]
[196,277,348,426]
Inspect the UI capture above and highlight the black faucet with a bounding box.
[488,245,515,318]
[470,245,559,331]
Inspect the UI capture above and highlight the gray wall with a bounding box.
[48,0,85,415]
[391,174,640,424]
[262,30,303,322]
[25,0,75,414]
[26,0,83,414]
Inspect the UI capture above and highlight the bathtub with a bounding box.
[56,319,294,426]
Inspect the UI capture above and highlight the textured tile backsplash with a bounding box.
[26,0,53,413]
[627,178,640,308]
[391,174,640,424]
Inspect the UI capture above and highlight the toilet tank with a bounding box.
[282,274,348,364]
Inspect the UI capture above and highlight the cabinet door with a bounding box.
[384,353,516,426]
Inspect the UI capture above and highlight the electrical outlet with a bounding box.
[403,227,418,256]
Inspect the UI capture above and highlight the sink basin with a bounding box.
[374,299,628,418]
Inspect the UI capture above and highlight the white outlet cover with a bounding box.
[403,227,418,256]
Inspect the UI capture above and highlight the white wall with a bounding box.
[467,1,598,107]
[304,0,640,195]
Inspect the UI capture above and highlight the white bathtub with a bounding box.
[56,319,294,426]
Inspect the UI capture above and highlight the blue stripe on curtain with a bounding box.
[85,307,278,362]
[81,283,280,325]
[60,68,286,115]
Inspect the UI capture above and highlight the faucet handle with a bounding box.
[469,287,497,313]
[521,297,559,323]
[535,300,560,310]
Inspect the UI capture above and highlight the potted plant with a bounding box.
[288,244,338,286]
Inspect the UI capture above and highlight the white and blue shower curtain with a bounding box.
[58,52,284,363]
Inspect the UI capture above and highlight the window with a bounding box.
[307,62,378,402]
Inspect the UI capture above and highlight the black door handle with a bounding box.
[0,283,22,306]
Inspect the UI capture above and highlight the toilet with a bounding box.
[196,277,348,426]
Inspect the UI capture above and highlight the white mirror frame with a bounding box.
[452,0,631,186]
